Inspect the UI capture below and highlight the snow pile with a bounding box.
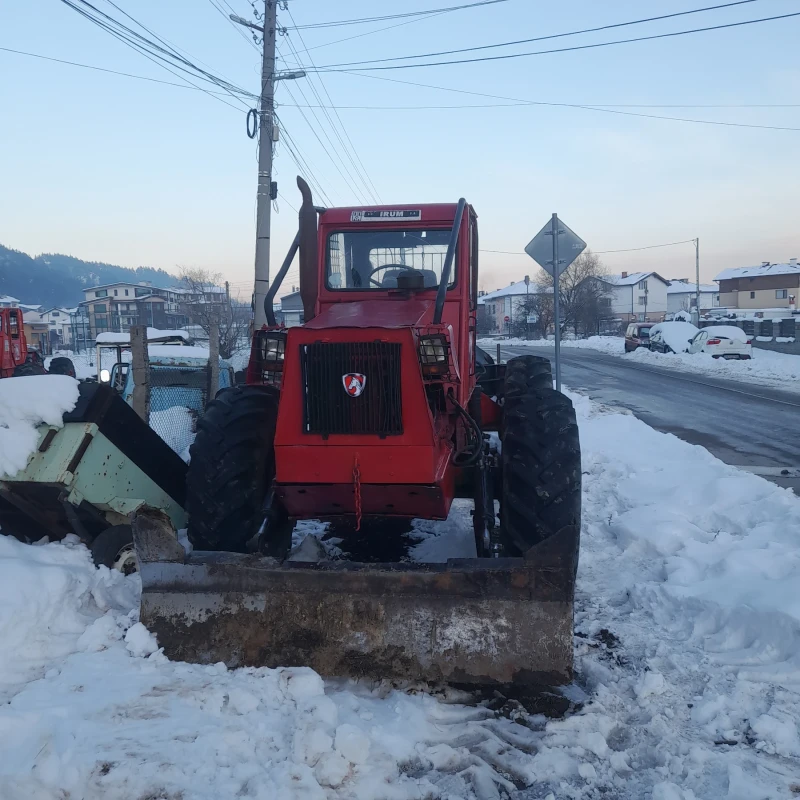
[649,321,700,352]
[0,375,80,477]
[478,336,626,355]
[3,390,800,797]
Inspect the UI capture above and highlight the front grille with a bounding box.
[303,342,403,437]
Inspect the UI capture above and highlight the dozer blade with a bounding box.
[133,509,577,687]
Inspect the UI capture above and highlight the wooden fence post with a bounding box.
[130,325,150,423]
[208,320,220,406]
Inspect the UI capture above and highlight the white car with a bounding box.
[688,325,752,360]
[648,321,700,354]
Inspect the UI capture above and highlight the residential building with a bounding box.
[79,281,189,338]
[39,308,74,347]
[22,311,51,353]
[594,272,670,323]
[477,281,538,333]
[0,295,19,309]
[279,290,304,327]
[714,260,800,309]
[666,280,719,313]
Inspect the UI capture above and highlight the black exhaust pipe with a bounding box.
[433,198,467,325]
[297,176,319,324]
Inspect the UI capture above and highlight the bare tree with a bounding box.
[513,292,554,339]
[534,250,610,337]
[178,268,251,360]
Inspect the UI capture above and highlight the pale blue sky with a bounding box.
[1,0,799,298]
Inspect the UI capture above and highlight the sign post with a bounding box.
[525,215,586,391]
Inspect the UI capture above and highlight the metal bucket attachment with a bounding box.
[134,509,576,686]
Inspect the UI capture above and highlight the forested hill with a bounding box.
[0,244,178,308]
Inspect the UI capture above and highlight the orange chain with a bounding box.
[353,454,362,531]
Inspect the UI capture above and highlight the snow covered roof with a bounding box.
[667,282,718,294]
[18,303,41,311]
[714,261,800,281]
[479,282,549,302]
[0,294,20,304]
[95,328,190,345]
[601,271,670,287]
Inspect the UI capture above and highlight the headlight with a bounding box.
[418,335,448,365]
[261,334,286,362]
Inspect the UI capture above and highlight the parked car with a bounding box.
[688,326,752,359]
[624,322,654,352]
[648,321,700,354]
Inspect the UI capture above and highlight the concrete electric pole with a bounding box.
[694,237,700,325]
[231,4,306,329]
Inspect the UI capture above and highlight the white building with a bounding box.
[594,272,670,323]
[478,281,540,333]
[0,295,20,309]
[666,280,719,313]
[38,308,75,346]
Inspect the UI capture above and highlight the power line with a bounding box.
[275,49,371,204]
[333,72,800,132]
[0,45,256,100]
[318,0,760,68]
[280,100,800,110]
[314,11,800,72]
[205,0,261,52]
[284,7,382,204]
[285,0,509,30]
[481,240,697,256]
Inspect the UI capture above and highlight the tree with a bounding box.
[512,291,554,339]
[534,250,610,337]
[178,268,250,360]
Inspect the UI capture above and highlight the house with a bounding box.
[0,295,20,309]
[666,280,719,313]
[594,271,670,323]
[279,290,304,327]
[79,281,189,339]
[39,308,74,347]
[22,311,51,354]
[478,281,539,333]
[714,259,800,309]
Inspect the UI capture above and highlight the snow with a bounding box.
[480,336,800,391]
[715,261,800,281]
[45,350,97,380]
[667,282,718,295]
[0,376,80,478]
[702,325,749,342]
[147,344,211,360]
[649,321,700,352]
[3,388,800,798]
[95,328,189,344]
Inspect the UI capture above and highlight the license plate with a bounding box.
[723,354,737,360]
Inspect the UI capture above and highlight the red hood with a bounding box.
[303,299,435,330]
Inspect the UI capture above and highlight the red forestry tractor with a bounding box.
[0,308,28,378]
[136,179,581,687]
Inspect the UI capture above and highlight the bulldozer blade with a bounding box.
[133,510,576,686]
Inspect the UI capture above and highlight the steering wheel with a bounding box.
[367,264,419,288]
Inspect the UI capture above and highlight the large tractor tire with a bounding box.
[500,387,581,557]
[186,385,286,553]
[503,355,552,409]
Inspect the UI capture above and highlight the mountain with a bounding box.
[0,244,179,309]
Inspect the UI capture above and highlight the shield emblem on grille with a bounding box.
[342,373,366,397]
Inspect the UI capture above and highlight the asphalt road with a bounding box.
[501,345,800,494]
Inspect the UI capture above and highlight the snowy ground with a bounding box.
[480,336,800,392]
[2,390,800,798]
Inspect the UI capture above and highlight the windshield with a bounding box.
[639,327,652,337]
[326,229,456,291]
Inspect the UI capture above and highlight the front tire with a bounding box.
[500,388,581,557]
[186,386,286,553]
[503,355,553,410]
[90,525,136,574]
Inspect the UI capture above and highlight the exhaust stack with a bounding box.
[297,176,319,323]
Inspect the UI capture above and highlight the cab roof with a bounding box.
[319,203,466,226]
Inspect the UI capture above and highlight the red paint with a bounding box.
[266,202,480,523]
[0,308,28,378]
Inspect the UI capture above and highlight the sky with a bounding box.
[1,0,799,300]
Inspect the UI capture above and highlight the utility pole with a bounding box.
[231,5,306,330]
[694,237,700,325]
[253,0,278,330]
[225,280,233,327]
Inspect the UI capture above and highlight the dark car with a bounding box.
[624,322,653,352]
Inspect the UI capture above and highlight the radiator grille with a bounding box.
[303,342,403,437]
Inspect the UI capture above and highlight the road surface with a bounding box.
[501,345,800,494]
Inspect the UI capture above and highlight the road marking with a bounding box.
[733,466,800,478]
[500,348,800,409]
